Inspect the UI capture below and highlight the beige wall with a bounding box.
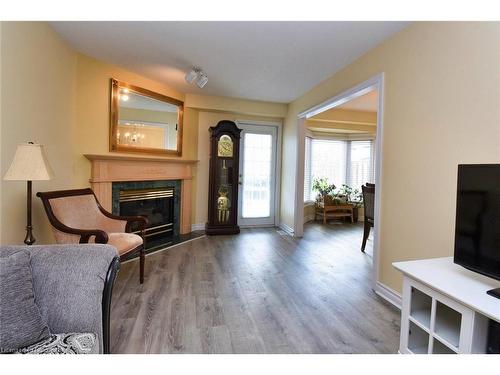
[186,93,287,118]
[282,22,500,293]
[1,22,78,245]
[306,108,377,134]
[311,108,377,124]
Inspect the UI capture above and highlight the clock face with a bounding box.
[217,135,233,157]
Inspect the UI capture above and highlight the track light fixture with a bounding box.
[196,72,208,88]
[185,67,208,88]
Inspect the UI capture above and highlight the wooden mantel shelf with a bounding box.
[84,153,199,164]
[84,153,197,234]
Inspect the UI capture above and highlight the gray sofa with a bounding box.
[0,244,120,354]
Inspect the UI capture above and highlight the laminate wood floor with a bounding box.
[110,222,400,353]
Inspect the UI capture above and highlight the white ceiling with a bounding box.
[51,21,409,103]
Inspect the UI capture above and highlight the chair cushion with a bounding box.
[107,233,143,255]
[0,250,51,353]
[15,332,98,354]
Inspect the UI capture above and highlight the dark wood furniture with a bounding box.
[36,188,147,283]
[102,256,120,353]
[205,120,241,235]
[361,184,375,252]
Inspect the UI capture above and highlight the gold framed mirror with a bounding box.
[110,78,183,156]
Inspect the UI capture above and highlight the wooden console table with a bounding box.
[315,203,353,224]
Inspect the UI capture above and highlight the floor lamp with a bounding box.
[3,142,54,245]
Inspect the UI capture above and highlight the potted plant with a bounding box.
[336,184,352,205]
[312,177,336,204]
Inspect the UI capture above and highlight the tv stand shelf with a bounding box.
[393,257,500,354]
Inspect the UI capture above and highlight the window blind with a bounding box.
[311,139,347,199]
[347,140,374,191]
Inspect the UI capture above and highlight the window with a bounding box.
[304,138,374,202]
[348,140,375,190]
[242,133,272,218]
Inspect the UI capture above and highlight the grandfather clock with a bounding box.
[206,120,241,235]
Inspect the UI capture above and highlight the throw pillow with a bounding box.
[0,250,51,353]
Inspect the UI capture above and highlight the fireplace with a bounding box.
[112,180,181,249]
[119,187,175,240]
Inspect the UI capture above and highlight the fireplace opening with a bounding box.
[119,187,175,242]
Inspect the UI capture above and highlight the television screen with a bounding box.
[454,164,500,281]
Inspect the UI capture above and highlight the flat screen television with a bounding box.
[454,164,500,284]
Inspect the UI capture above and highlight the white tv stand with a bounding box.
[393,257,500,354]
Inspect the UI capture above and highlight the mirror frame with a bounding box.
[110,78,184,156]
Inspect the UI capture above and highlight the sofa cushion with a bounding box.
[0,250,51,353]
[15,332,98,354]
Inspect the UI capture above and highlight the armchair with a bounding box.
[37,188,147,283]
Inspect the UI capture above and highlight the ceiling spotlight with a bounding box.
[196,72,208,88]
[185,67,208,89]
[185,68,200,84]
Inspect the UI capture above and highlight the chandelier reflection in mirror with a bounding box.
[117,122,148,146]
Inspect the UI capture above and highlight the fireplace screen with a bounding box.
[119,187,175,240]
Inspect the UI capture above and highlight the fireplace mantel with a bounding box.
[84,154,198,234]
[84,154,198,164]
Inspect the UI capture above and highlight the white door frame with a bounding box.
[236,119,282,227]
[293,73,385,289]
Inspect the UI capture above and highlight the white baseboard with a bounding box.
[374,281,402,310]
[191,223,205,231]
[278,223,294,236]
[303,214,315,224]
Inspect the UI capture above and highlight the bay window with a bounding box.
[304,137,375,202]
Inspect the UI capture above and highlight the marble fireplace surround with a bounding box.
[84,154,198,234]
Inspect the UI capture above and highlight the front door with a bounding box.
[237,123,278,227]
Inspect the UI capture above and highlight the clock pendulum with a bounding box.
[217,160,231,222]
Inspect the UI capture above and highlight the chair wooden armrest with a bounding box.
[98,208,148,233]
[40,214,109,244]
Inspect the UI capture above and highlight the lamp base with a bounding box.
[24,225,36,245]
[24,180,36,245]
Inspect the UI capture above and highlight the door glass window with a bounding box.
[242,133,272,218]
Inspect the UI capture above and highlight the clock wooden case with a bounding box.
[206,120,241,235]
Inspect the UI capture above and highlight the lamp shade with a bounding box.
[3,143,54,181]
